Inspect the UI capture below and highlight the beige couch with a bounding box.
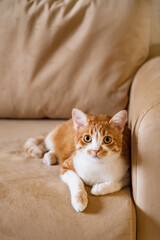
[0,1,160,240]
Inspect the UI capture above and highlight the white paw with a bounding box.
[29,146,43,158]
[71,190,88,212]
[24,138,44,158]
[43,151,57,166]
[24,145,43,158]
[91,182,122,195]
[91,183,107,196]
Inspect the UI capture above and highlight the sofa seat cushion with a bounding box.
[0,120,136,240]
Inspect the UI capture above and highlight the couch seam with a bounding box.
[132,198,136,240]
[131,115,139,202]
[131,116,139,240]
[136,102,160,138]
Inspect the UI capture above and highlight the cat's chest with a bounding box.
[73,152,122,186]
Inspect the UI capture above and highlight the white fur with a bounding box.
[43,151,57,165]
[91,177,129,195]
[90,133,101,151]
[45,130,55,151]
[73,149,128,186]
[24,138,45,158]
[61,170,88,212]
[43,131,57,165]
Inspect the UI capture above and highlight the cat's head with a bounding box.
[72,108,127,160]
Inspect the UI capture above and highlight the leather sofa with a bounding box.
[0,0,160,240]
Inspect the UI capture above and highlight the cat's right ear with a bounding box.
[72,108,88,132]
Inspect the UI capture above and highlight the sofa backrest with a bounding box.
[0,0,152,119]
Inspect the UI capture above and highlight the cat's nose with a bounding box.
[93,150,99,155]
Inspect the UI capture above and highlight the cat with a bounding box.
[24,108,130,212]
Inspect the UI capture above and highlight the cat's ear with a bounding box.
[109,110,127,132]
[72,108,88,132]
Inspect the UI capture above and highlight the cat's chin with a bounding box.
[93,155,101,159]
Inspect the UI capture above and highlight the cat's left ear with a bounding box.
[72,108,88,132]
[109,110,127,132]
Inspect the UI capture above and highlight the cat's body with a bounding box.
[24,109,130,212]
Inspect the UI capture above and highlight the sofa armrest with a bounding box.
[128,57,160,240]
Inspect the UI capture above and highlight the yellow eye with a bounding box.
[83,135,92,143]
[103,136,112,144]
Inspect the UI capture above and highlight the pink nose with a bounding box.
[93,150,99,154]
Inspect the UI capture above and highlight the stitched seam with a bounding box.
[132,115,139,202]
[136,102,160,137]
[131,116,139,240]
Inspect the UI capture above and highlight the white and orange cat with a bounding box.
[24,108,130,212]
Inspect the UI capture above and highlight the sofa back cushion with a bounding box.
[0,0,151,118]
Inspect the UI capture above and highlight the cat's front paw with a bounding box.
[71,190,88,212]
[43,151,57,166]
[24,139,43,158]
[91,183,107,196]
[91,182,123,195]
